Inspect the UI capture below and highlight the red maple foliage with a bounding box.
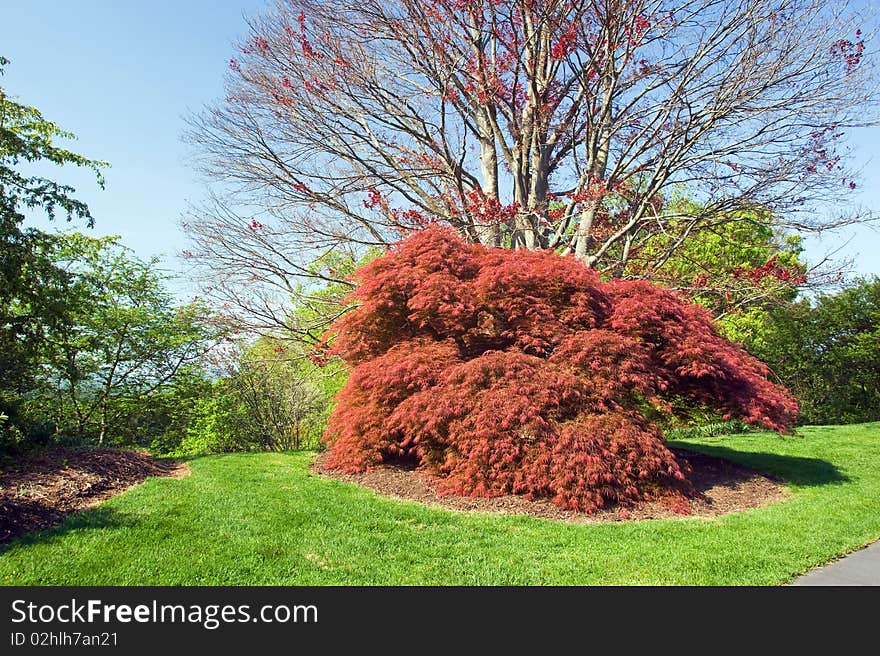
[320,226,797,512]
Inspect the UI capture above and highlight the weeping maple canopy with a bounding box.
[320,226,797,512]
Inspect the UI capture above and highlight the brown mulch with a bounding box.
[313,449,789,523]
[0,448,188,544]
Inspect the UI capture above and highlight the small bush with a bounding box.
[665,420,758,441]
[320,227,797,512]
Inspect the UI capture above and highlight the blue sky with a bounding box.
[2,0,880,291]
[1,0,267,289]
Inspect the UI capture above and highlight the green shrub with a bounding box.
[665,420,758,441]
[742,278,880,425]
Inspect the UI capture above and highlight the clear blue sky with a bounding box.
[0,0,267,290]
[2,0,880,289]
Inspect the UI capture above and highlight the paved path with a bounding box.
[791,540,880,585]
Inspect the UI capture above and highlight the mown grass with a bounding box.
[1,423,879,585]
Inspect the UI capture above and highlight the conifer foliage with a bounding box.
[321,227,797,512]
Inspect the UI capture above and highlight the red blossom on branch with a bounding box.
[732,256,808,286]
[550,22,579,60]
[464,188,519,227]
[831,34,864,74]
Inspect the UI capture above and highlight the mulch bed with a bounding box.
[0,448,188,544]
[313,448,789,523]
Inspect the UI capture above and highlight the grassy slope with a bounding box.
[1,423,879,585]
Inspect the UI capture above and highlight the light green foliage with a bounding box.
[629,203,805,328]
[117,370,214,454]
[144,249,368,456]
[24,233,223,444]
[177,392,243,455]
[287,259,352,440]
[2,423,879,585]
[286,246,377,339]
[304,356,347,444]
[282,248,380,442]
[178,338,328,454]
[717,305,775,349]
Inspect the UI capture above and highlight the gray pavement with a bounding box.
[791,540,880,585]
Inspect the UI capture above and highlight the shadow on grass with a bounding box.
[670,442,849,487]
[0,506,138,555]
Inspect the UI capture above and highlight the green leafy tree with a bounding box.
[229,339,327,450]
[32,233,223,443]
[168,250,371,456]
[749,278,880,425]
[90,365,215,453]
[1,55,107,445]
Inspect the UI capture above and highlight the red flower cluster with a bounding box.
[464,188,519,228]
[624,14,652,45]
[550,22,579,61]
[320,227,797,512]
[732,256,808,286]
[831,35,864,74]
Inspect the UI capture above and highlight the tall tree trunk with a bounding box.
[574,103,613,265]
[574,200,599,264]
[476,111,501,247]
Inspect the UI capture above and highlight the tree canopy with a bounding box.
[185,1,875,334]
[29,233,224,443]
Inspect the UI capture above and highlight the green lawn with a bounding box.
[2,423,879,585]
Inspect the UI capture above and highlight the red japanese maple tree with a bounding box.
[320,226,797,512]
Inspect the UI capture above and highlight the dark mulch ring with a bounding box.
[313,449,789,523]
[0,448,188,544]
